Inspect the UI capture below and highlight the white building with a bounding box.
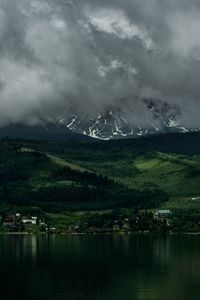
[22,216,37,225]
[155,210,172,217]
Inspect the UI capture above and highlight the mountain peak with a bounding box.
[61,99,192,140]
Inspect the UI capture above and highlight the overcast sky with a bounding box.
[0,0,200,128]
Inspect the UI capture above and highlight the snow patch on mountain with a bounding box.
[60,99,199,140]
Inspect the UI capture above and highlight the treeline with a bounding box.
[52,167,118,187]
[0,150,50,185]
[0,142,169,212]
[2,185,168,212]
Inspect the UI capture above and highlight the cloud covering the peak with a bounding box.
[0,0,199,128]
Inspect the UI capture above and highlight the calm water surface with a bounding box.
[0,234,200,300]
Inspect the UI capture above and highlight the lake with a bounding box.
[0,234,199,300]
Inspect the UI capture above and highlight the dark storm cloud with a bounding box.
[0,0,200,128]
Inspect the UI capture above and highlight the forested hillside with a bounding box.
[0,141,167,212]
[1,132,200,213]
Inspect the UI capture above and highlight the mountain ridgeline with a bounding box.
[0,100,200,141]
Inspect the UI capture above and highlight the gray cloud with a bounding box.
[0,0,200,128]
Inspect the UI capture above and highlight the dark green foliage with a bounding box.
[0,149,50,184]
[170,209,200,233]
[52,167,117,187]
[0,140,168,212]
[185,166,200,178]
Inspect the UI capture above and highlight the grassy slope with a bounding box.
[20,147,89,172]
[47,154,90,172]
[133,153,200,196]
[3,144,162,212]
[2,137,200,210]
[62,150,200,195]
[57,146,200,209]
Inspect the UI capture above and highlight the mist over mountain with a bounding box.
[0,0,200,130]
[0,98,198,141]
[62,98,189,140]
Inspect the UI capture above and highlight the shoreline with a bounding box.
[1,231,200,236]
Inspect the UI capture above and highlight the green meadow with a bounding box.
[1,134,200,213]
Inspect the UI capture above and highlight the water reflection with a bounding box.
[0,235,199,300]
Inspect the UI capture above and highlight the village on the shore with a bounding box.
[0,208,197,234]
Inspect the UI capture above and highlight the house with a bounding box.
[113,220,120,232]
[155,210,172,218]
[50,227,56,231]
[67,224,79,232]
[39,222,47,231]
[122,218,130,231]
[31,217,37,225]
[22,216,38,225]
[39,221,46,226]
[3,216,15,226]
[192,197,200,200]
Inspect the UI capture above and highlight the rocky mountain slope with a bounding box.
[62,99,197,140]
[0,99,199,141]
